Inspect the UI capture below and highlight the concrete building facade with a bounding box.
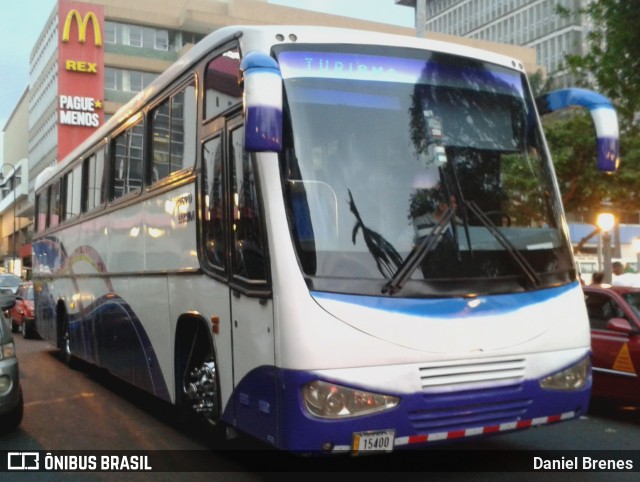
[397,0,593,87]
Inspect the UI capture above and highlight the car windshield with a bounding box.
[0,275,21,288]
[276,44,574,297]
[621,292,640,319]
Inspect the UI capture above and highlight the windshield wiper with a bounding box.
[465,200,540,288]
[382,201,540,296]
[382,206,456,295]
[348,190,403,279]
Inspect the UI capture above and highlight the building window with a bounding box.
[129,25,143,47]
[104,67,121,90]
[104,20,171,51]
[105,68,157,93]
[104,21,117,44]
[129,71,144,92]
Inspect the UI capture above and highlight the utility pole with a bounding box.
[395,0,427,38]
[415,0,427,38]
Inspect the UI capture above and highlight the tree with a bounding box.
[542,0,640,220]
[541,109,640,220]
[561,0,640,129]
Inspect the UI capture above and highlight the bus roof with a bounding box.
[36,25,526,192]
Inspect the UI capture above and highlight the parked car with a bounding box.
[0,292,23,431]
[10,282,36,339]
[583,284,640,404]
[0,274,22,295]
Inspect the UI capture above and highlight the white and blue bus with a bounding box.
[33,25,618,454]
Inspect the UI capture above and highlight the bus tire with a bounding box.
[175,318,221,429]
[57,305,77,369]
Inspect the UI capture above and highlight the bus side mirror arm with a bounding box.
[536,88,619,173]
[240,51,283,153]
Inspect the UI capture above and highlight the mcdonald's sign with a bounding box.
[57,1,104,161]
[62,9,102,46]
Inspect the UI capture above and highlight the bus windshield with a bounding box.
[276,45,574,297]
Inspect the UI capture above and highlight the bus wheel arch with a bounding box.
[174,314,221,426]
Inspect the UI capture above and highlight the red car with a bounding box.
[583,284,640,404]
[10,282,37,339]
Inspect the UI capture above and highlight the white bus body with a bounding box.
[32,25,614,454]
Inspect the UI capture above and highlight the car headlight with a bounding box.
[302,380,399,419]
[0,341,16,360]
[540,357,590,391]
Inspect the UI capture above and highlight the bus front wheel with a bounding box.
[176,321,221,428]
[184,357,219,427]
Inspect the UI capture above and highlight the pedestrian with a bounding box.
[612,261,624,276]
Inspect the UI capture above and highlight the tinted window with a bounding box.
[202,136,225,270]
[112,118,144,199]
[230,126,266,281]
[204,48,241,119]
[151,83,196,183]
[36,189,49,232]
[585,291,625,330]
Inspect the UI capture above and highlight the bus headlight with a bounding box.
[302,380,399,419]
[539,357,590,391]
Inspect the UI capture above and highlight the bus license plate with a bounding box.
[352,430,395,454]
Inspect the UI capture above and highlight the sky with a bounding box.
[0,0,414,164]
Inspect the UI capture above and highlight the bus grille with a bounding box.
[419,358,526,390]
[409,359,530,432]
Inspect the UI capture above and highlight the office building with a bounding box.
[397,0,593,87]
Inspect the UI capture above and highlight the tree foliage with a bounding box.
[562,0,640,129]
[542,0,640,220]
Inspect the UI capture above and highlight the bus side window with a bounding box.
[112,118,144,199]
[204,48,241,120]
[36,188,50,233]
[230,125,267,282]
[202,136,225,270]
[64,163,82,219]
[50,179,62,228]
[63,171,73,221]
[151,82,196,184]
[84,147,107,211]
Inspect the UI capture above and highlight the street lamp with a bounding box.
[597,212,615,284]
[0,163,17,275]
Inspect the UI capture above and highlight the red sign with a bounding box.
[57,0,104,161]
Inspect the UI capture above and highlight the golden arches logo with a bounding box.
[62,9,102,47]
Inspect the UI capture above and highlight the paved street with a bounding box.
[1,335,639,480]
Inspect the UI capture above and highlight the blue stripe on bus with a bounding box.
[596,136,620,172]
[68,293,170,401]
[224,364,590,452]
[310,282,578,318]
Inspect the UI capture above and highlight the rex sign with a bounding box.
[57,0,104,161]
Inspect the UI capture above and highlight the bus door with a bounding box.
[202,114,276,436]
[226,117,275,377]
